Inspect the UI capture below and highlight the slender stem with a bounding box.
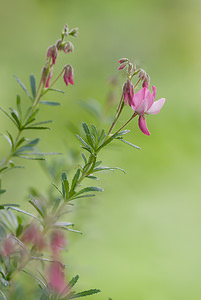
[107,93,124,135]
[134,78,141,88]
[48,67,65,90]
[112,112,137,136]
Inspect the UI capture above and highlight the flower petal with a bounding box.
[152,86,156,101]
[133,87,146,109]
[144,88,153,111]
[147,98,165,115]
[138,115,150,136]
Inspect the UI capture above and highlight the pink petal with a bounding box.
[135,100,146,115]
[152,86,156,101]
[145,88,154,111]
[147,98,165,115]
[133,87,145,109]
[138,115,150,136]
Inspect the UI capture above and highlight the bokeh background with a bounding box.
[1,0,201,299]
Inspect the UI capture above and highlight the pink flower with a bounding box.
[48,262,68,295]
[1,235,16,257]
[63,65,74,86]
[21,223,45,251]
[47,45,58,65]
[131,86,165,135]
[50,230,66,257]
[123,79,134,106]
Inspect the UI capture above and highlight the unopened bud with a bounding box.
[41,66,48,84]
[63,41,74,54]
[69,27,79,38]
[47,45,58,65]
[63,24,69,36]
[118,62,127,70]
[138,69,146,80]
[123,79,134,106]
[118,58,129,64]
[142,74,150,88]
[56,39,63,50]
[63,64,74,86]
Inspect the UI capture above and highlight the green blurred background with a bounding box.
[1,0,201,299]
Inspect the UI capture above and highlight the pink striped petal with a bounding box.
[147,98,165,115]
[144,88,153,111]
[138,116,150,136]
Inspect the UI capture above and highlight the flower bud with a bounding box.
[22,223,45,251]
[63,24,69,36]
[69,28,79,38]
[123,79,134,106]
[56,39,63,50]
[63,41,74,54]
[47,45,58,65]
[118,62,127,70]
[118,58,129,64]
[63,65,74,86]
[41,66,48,84]
[142,74,150,88]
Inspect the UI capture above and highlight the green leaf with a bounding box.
[14,75,32,100]
[48,88,65,94]
[52,183,63,195]
[75,135,92,153]
[29,195,45,218]
[74,186,103,197]
[55,221,73,227]
[86,175,98,180]
[81,153,87,165]
[24,126,50,130]
[30,74,36,99]
[0,107,19,127]
[15,137,28,150]
[82,122,90,135]
[9,108,21,128]
[70,289,101,298]
[93,166,126,174]
[62,172,69,199]
[16,94,22,117]
[0,189,6,195]
[31,120,52,126]
[69,169,81,196]
[7,206,42,224]
[119,139,141,149]
[1,133,13,148]
[69,275,79,288]
[40,101,61,106]
[14,138,40,154]
[115,129,130,136]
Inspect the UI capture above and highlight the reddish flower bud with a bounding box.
[123,79,134,106]
[118,62,127,70]
[63,65,74,86]
[51,230,66,257]
[56,39,63,50]
[1,235,16,257]
[63,42,74,54]
[48,262,68,295]
[47,45,58,65]
[21,223,45,251]
[41,66,48,84]
[118,58,129,64]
